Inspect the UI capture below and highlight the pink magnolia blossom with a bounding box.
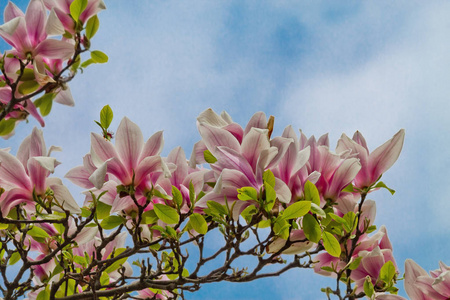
[314,225,396,293]
[43,0,106,33]
[193,109,293,216]
[300,130,362,203]
[336,129,405,189]
[0,0,74,60]
[0,127,80,216]
[66,117,172,215]
[404,259,450,300]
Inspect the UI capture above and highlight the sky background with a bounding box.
[1,1,450,299]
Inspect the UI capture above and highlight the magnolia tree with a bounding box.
[0,1,447,300]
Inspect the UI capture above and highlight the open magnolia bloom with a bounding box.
[0,0,74,61]
[404,259,450,300]
[336,129,405,189]
[0,127,80,216]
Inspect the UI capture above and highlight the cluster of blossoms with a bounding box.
[0,0,106,137]
[1,1,448,300]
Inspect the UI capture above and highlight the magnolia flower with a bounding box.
[0,127,80,216]
[0,0,74,60]
[193,109,293,216]
[314,226,395,284]
[43,0,106,33]
[336,129,405,189]
[404,259,450,300]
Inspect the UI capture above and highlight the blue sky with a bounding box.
[2,1,450,299]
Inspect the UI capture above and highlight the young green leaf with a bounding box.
[373,181,396,195]
[100,215,124,230]
[302,214,321,243]
[18,80,39,95]
[9,252,21,265]
[322,231,341,258]
[310,202,326,218]
[91,50,108,63]
[172,186,183,208]
[379,260,396,284]
[364,276,375,298]
[206,201,228,216]
[70,0,88,22]
[0,119,16,136]
[28,226,50,239]
[35,93,55,117]
[154,204,179,224]
[304,181,320,206]
[203,149,217,163]
[282,201,311,220]
[189,213,208,234]
[100,105,113,129]
[141,210,159,224]
[85,15,99,39]
[237,186,258,201]
[81,58,95,68]
[263,169,276,187]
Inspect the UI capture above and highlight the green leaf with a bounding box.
[36,287,50,300]
[379,260,396,284]
[96,201,112,220]
[154,204,179,224]
[237,186,258,201]
[34,93,55,117]
[70,0,88,22]
[81,58,95,68]
[100,105,113,129]
[240,205,257,223]
[100,272,109,286]
[100,215,124,230]
[0,119,16,136]
[257,219,271,228]
[322,231,341,258]
[105,248,127,274]
[189,181,195,205]
[203,149,217,163]
[91,50,108,63]
[9,252,20,265]
[28,226,50,238]
[263,169,276,187]
[302,214,321,243]
[85,15,99,39]
[328,213,351,232]
[141,210,158,224]
[18,80,39,95]
[304,181,320,206]
[364,276,375,298]
[171,186,183,208]
[310,202,326,218]
[273,217,290,239]
[17,68,36,81]
[342,183,355,193]
[282,201,311,220]
[0,223,8,230]
[347,256,362,270]
[206,201,228,216]
[264,182,276,211]
[189,213,208,235]
[343,211,357,232]
[373,181,396,195]
[366,225,377,234]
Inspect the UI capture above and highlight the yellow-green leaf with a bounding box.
[282,201,311,220]
[91,50,108,63]
[154,204,179,224]
[100,104,113,129]
[70,0,88,22]
[85,15,99,39]
[322,231,341,257]
[189,213,208,234]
